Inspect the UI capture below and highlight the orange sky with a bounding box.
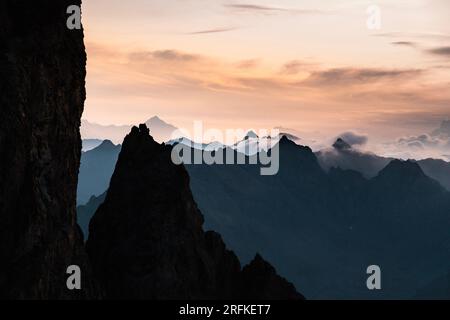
[81,0,450,147]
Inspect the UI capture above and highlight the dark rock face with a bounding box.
[77,139,121,204]
[0,0,97,299]
[77,192,107,238]
[240,255,304,300]
[87,124,303,300]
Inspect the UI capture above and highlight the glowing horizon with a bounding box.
[81,0,450,158]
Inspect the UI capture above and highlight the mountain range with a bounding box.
[81,116,179,144]
[86,124,303,299]
[316,138,450,191]
[77,133,450,299]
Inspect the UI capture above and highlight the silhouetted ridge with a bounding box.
[378,159,424,178]
[279,134,296,145]
[240,254,305,300]
[95,139,116,151]
[375,160,435,189]
[87,124,303,299]
[279,133,300,141]
[370,159,447,206]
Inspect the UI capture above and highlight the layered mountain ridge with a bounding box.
[77,133,450,298]
[86,124,303,299]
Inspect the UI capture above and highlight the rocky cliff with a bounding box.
[0,0,97,299]
[87,124,303,300]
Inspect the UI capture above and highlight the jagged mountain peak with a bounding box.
[378,159,425,178]
[127,123,155,143]
[95,139,117,150]
[373,159,446,193]
[279,132,300,141]
[145,115,176,128]
[240,254,305,300]
[87,124,303,299]
[244,130,259,140]
[279,134,297,145]
[333,138,352,151]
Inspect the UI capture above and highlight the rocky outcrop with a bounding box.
[87,124,303,299]
[0,0,97,299]
[240,254,304,300]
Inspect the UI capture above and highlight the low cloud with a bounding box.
[382,121,450,160]
[337,132,368,146]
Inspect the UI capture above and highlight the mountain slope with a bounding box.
[186,139,450,299]
[77,140,121,204]
[316,138,450,190]
[86,124,303,299]
[76,134,450,298]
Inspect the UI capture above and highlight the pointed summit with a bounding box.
[143,116,179,143]
[95,139,117,151]
[280,134,295,145]
[378,159,425,179]
[244,130,259,140]
[87,124,303,299]
[146,115,163,124]
[333,138,352,151]
[279,133,300,141]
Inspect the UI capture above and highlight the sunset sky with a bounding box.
[81,0,450,157]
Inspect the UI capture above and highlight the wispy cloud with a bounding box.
[130,50,200,62]
[336,131,368,146]
[224,3,324,15]
[374,32,450,41]
[302,68,423,87]
[235,59,260,69]
[391,41,418,48]
[428,46,450,58]
[280,60,318,75]
[185,27,238,35]
[87,42,449,132]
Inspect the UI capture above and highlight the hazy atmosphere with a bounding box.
[82,0,450,159]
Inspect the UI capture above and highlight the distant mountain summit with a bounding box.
[94,139,116,151]
[377,159,425,180]
[316,139,450,190]
[333,138,352,151]
[82,139,103,152]
[145,116,180,142]
[244,130,259,140]
[77,140,121,204]
[81,116,179,143]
